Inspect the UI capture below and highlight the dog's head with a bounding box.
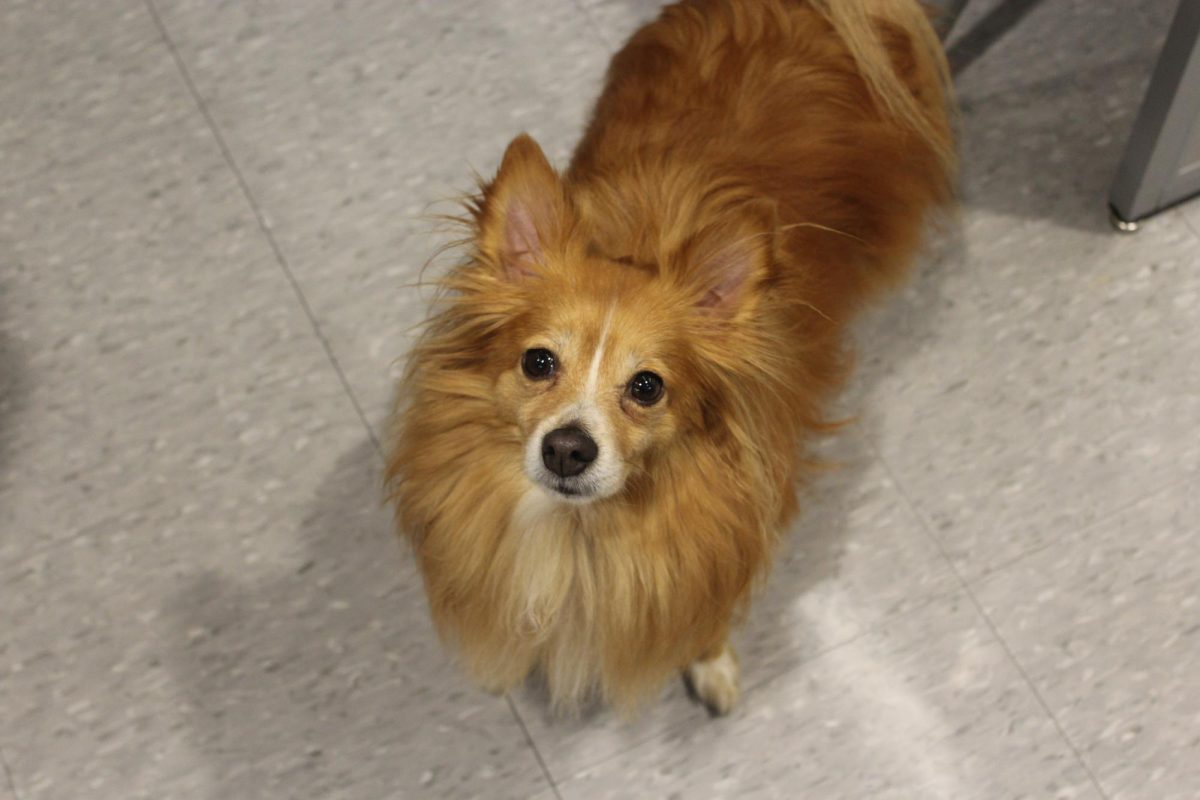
[443,135,780,505]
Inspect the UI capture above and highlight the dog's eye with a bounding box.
[628,371,664,405]
[521,348,557,380]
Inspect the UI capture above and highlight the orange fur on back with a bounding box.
[387,0,955,715]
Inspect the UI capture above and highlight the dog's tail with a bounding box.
[808,0,956,174]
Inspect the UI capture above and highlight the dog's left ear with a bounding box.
[478,134,567,281]
[679,201,778,318]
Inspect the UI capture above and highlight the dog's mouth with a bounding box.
[526,467,610,503]
[540,477,594,502]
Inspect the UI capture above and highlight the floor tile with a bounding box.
[575,0,666,49]
[0,2,184,192]
[854,207,1200,578]
[512,433,960,780]
[843,4,1200,579]
[0,2,548,796]
[1179,198,1200,240]
[947,0,1174,94]
[554,590,1101,800]
[0,442,551,800]
[974,474,1200,800]
[151,0,613,428]
[0,756,13,800]
[0,0,359,563]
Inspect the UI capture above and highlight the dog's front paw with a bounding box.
[683,644,740,716]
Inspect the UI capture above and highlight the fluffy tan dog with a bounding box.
[387,0,954,716]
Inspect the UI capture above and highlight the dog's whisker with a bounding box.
[777,220,868,244]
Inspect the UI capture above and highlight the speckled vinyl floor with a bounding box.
[2,1,1198,798]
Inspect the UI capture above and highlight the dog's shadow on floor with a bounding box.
[160,438,544,796]
[0,272,29,481]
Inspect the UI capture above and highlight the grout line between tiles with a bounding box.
[552,579,967,788]
[874,453,1113,800]
[140,3,565,793]
[546,623,865,788]
[538,441,960,787]
[142,0,381,456]
[0,747,19,800]
[507,695,565,800]
[1177,206,1200,242]
[960,472,1198,589]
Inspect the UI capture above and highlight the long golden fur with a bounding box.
[387,0,955,716]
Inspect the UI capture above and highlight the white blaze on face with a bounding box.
[584,303,615,398]
[523,302,626,503]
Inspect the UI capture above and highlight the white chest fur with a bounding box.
[509,489,603,707]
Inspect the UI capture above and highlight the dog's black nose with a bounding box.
[541,426,598,478]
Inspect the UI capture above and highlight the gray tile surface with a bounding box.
[975,475,1200,800]
[0,445,550,799]
[0,756,13,800]
[1,0,355,563]
[556,591,1102,800]
[3,0,1200,797]
[848,0,1200,580]
[1,2,182,193]
[853,204,1200,579]
[0,2,548,798]
[1182,195,1200,240]
[575,0,665,49]
[149,0,613,427]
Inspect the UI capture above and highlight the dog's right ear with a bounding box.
[478,134,566,281]
[671,199,779,322]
